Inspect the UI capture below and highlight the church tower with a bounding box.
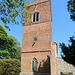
[21,0,56,75]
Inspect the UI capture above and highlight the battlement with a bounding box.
[25,0,50,6]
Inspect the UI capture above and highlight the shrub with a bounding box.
[0,59,21,75]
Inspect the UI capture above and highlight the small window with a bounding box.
[32,57,38,71]
[33,12,39,22]
[61,72,73,75]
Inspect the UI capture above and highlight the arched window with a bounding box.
[33,12,39,22]
[32,57,38,71]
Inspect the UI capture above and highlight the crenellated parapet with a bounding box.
[25,0,50,6]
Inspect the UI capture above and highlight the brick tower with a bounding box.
[21,0,57,75]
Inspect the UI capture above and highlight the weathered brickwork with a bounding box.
[55,57,75,75]
[21,0,75,75]
[24,0,52,25]
[21,52,51,73]
[21,0,55,75]
[22,22,52,52]
[51,42,57,75]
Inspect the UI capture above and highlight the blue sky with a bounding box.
[1,0,75,57]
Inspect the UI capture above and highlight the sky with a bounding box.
[1,0,75,57]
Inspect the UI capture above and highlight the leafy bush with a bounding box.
[0,59,21,75]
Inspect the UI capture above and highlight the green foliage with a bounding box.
[60,36,75,66]
[67,0,75,21]
[29,21,33,25]
[0,0,32,28]
[0,25,21,59]
[0,59,21,75]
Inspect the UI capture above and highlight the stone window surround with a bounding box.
[33,12,39,22]
[31,57,38,71]
[61,72,73,75]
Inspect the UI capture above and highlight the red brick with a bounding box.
[21,0,55,75]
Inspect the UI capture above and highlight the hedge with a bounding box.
[0,59,21,75]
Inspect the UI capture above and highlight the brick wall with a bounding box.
[21,0,55,74]
[24,0,52,25]
[21,52,51,73]
[22,22,52,52]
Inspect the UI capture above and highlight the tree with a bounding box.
[0,0,32,30]
[67,0,75,21]
[60,36,75,66]
[0,25,21,59]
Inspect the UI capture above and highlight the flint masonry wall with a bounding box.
[56,57,75,75]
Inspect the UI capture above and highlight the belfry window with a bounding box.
[33,12,39,22]
[32,57,38,71]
